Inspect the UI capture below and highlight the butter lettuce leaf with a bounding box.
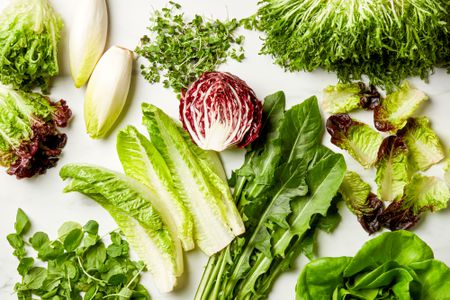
[117,125,194,250]
[0,0,63,92]
[398,117,445,171]
[59,164,182,292]
[375,136,410,202]
[374,81,428,132]
[327,114,383,168]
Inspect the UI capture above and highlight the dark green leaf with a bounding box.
[23,267,47,289]
[85,242,107,271]
[29,232,50,251]
[7,233,24,250]
[17,257,34,276]
[83,220,99,235]
[58,221,82,242]
[63,229,84,251]
[15,208,31,235]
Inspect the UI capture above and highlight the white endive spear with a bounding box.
[70,0,108,88]
[84,46,133,139]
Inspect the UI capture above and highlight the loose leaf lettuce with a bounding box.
[398,117,445,171]
[374,81,428,132]
[117,125,194,250]
[60,164,182,292]
[0,85,71,178]
[327,114,383,168]
[375,136,409,202]
[322,82,380,114]
[0,0,63,92]
[339,171,384,234]
[296,231,450,300]
[142,103,244,256]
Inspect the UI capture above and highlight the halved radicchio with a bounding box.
[180,72,263,151]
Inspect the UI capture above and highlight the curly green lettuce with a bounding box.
[0,0,63,92]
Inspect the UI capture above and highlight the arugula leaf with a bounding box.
[14,208,31,235]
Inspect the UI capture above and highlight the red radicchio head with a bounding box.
[180,72,263,152]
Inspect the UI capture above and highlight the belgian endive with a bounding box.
[84,46,133,139]
[69,0,108,87]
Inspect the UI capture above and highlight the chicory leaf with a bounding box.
[322,82,380,114]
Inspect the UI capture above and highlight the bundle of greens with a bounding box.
[195,92,346,300]
[136,1,245,93]
[0,0,63,92]
[0,85,71,178]
[7,209,150,299]
[326,82,448,233]
[256,0,450,90]
[296,230,450,299]
[61,103,244,292]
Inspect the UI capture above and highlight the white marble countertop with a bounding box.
[1,0,450,299]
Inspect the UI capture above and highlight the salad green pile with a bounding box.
[256,0,450,90]
[7,209,150,299]
[136,2,245,93]
[195,92,346,299]
[326,82,449,233]
[0,0,63,92]
[296,230,450,299]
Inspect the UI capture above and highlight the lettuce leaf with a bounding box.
[0,0,63,92]
[142,103,243,256]
[59,164,183,292]
[339,171,384,234]
[117,125,194,251]
[397,117,445,171]
[375,136,409,202]
[296,231,450,300]
[327,114,383,168]
[0,85,71,178]
[374,81,428,132]
[322,82,380,114]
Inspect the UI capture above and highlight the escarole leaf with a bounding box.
[375,136,409,202]
[59,164,182,292]
[327,114,383,168]
[322,83,380,114]
[374,81,428,132]
[117,125,194,250]
[142,103,243,256]
[297,231,450,300]
[398,117,445,171]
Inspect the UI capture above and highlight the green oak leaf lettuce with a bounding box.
[59,164,182,292]
[0,0,63,92]
[117,125,194,250]
[375,136,410,202]
[374,81,428,132]
[326,114,383,168]
[398,117,445,171]
[296,231,450,300]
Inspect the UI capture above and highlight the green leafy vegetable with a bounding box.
[7,209,150,299]
[375,136,409,202]
[327,114,383,168]
[117,125,194,250]
[398,117,445,171]
[374,81,429,132]
[195,92,346,300]
[256,0,450,90]
[322,83,380,114]
[136,1,245,93]
[60,164,182,292]
[339,171,384,234]
[142,102,244,256]
[0,85,71,178]
[296,230,450,300]
[0,0,63,92]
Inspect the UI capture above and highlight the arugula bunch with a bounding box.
[7,209,150,300]
[256,0,450,90]
[136,1,245,93]
[195,92,346,299]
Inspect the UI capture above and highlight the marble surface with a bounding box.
[1,0,450,299]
